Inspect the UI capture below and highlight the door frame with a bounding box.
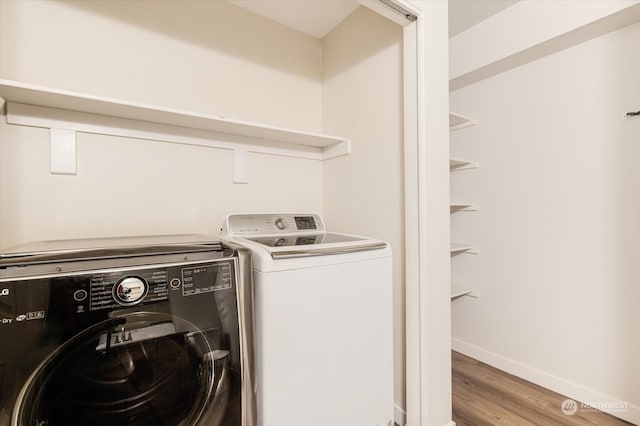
[360,1,451,425]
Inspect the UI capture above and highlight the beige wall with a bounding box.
[0,124,323,247]
[0,0,324,248]
[321,7,405,412]
[450,21,640,424]
[0,0,322,130]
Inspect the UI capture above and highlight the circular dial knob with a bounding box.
[274,218,287,230]
[113,276,148,306]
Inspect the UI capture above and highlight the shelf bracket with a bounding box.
[450,204,478,212]
[50,128,77,175]
[465,289,480,298]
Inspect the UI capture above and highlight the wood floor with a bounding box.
[452,351,634,426]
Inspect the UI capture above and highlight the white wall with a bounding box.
[449,0,640,89]
[0,0,322,130]
[0,124,323,247]
[450,21,640,424]
[321,6,406,413]
[0,0,323,249]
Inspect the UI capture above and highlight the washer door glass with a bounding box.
[13,312,222,426]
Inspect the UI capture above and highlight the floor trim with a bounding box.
[393,405,455,426]
[452,338,639,425]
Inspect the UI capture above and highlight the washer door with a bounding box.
[12,312,227,426]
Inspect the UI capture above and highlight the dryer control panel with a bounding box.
[224,213,325,236]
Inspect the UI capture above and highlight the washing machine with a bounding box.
[0,235,256,426]
[221,214,394,426]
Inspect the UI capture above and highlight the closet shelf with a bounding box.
[450,203,478,212]
[449,112,478,132]
[450,243,479,255]
[451,285,480,299]
[0,79,351,179]
[450,157,478,171]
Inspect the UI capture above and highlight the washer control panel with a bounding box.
[87,260,235,312]
[0,258,237,327]
[91,269,166,311]
[226,213,325,235]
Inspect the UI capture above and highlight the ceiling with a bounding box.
[227,0,519,39]
[228,0,359,38]
[449,0,519,37]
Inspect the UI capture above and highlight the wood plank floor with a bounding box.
[452,351,634,426]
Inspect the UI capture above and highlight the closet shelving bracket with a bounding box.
[451,285,480,299]
[0,79,351,181]
[450,157,478,171]
[449,112,478,132]
[450,203,478,212]
[450,243,479,255]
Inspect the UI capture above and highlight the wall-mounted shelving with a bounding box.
[450,243,478,255]
[450,157,478,171]
[450,203,478,212]
[449,112,478,132]
[0,79,351,180]
[451,285,480,299]
[450,111,479,300]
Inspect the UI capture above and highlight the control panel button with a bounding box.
[113,276,148,306]
[170,278,181,289]
[274,218,287,230]
[73,289,88,302]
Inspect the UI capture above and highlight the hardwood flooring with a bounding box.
[452,351,634,426]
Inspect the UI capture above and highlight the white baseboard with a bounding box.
[393,405,456,426]
[452,338,640,425]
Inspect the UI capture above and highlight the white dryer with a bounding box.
[221,213,394,426]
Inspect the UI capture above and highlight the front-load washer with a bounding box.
[221,213,393,426]
[0,235,256,426]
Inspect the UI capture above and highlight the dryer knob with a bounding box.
[113,276,148,305]
[275,218,287,230]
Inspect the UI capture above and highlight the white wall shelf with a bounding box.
[451,285,480,299]
[450,243,478,255]
[449,112,478,132]
[0,79,351,179]
[450,111,479,311]
[450,157,478,171]
[450,203,478,212]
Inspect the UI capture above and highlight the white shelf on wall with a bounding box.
[0,79,351,180]
[450,243,479,255]
[449,112,478,132]
[450,157,478,171]
[451,285,480,299]
[450,111,479,304]
[450,203,478,212]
